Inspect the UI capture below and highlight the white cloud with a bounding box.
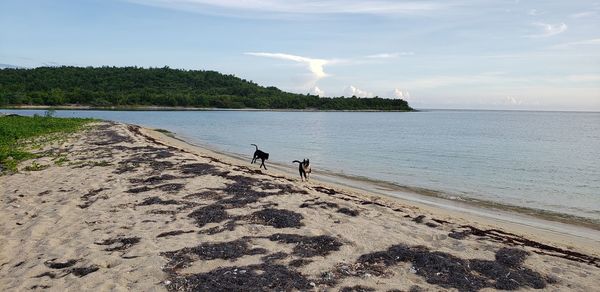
[245,52,333,80]
[391,88,411,100]
[344,85,374,98]
[127,0,447,15]
[366,52,414,59]
[552,38,600,49]
[530,22,567,37]
[528,9,541,16]
[311,86,325,96]
[570,11,597,18]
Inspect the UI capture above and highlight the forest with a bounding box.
[0,66,412,111]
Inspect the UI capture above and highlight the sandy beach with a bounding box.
[1,121,599,291]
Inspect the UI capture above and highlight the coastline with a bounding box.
[149,127,600,251]
[1,105,415,112]
[1,121,598,291]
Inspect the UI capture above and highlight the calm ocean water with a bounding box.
[3,109,599,222]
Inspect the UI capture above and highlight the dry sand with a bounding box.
[1,121,598,291]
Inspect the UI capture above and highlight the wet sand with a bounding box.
[1,121,598,291]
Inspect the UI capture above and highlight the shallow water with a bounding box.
[3,109,599,222]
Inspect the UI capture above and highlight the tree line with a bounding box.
[0,66,412,111]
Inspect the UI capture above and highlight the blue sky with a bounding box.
[1,0,599,110]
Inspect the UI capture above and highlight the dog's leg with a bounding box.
[260,159,267,170]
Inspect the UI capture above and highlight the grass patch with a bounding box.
[0,115,93,173]
[24,161,50,171]
[53,155,70,166]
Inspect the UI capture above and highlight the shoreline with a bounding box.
[147,127,600,253]
[155,129,600,234]
[1,121,598,291]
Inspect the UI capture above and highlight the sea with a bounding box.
[2,109,599,227]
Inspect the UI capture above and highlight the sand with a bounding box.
[1,121,598,291]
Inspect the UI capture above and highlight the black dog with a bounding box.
[292,159,311,181]
[251,144,269,170]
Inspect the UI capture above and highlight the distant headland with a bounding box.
[0,66,412,111]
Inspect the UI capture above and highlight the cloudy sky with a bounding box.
[1,0,599,110]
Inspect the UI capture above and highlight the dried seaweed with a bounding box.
[95,236,141,251]
[78,188,106,209]
[69,265,99,277]
[268,233,342,257]
[138,196,180,206]
[157,230,195,238]
[127,186,152,194]
[161,239,266,273]
[340,285,376,292]
[289,259,312,267]
[337,207,360,217]
[165,263,312,291]
[180,163,221,176]
[156,183,184,193]
[130,174,179,185]
[250,209,304,228]
[261,252,288,263]
[44,259,77,269]
[340,245,548,291]
[187,204,229,227]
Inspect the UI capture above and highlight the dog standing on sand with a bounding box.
[251,144,269,170]
[293,159,311,181]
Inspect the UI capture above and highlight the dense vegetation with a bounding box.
[0,114,93,172]
[0,66,412,111]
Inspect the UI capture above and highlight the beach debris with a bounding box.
[337,207,360,217]
[425,222,439,228]
[91,126,133,146]
[412,215,426,223]
[44,259,78,269]
[137,196,180,206]
[448,229,472,240]
[129,174,179,185]
[164,263,312,291]
[156,230,195,238]
[77,188,107,209]
[183,191,222,201]
[33,272,57,279]
[495,247,529,267]
[453,225,600,267]
[161,239,267,273]
[289,259,313,267]
[340,285,376,292]
[299,200,339,209]
[314,186,339,195]
[156,183,184,193]
[180,163,221,176]
[261,252,288,263]
[69,265,100,277]
[198,220,238,235]
[126,186,152,194]
[95,236,141,251]
[268,233,343,257]
[336,245,550,291]
[187,204,229,227]
[249,209,304,228]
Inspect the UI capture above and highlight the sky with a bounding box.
[1,0,599,110]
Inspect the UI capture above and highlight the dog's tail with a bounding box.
[292,160,301,164]
[251,144,258,150]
